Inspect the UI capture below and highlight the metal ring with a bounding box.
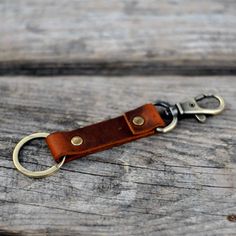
[13,133,66,178]
[156,116,178,133]
[155,102,178,133]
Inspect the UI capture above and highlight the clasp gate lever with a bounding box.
[155,94,225,133]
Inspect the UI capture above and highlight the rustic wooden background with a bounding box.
[0,1,236,236]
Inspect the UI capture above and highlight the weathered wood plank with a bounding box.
[0,76,235,235]
[1,0,236,74]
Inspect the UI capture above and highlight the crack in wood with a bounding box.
[0,62,236,76]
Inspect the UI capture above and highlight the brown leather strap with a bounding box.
[46,104,165,163]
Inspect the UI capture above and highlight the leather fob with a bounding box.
[46,104,165,163]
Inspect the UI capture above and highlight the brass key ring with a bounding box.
[13,133,66,178]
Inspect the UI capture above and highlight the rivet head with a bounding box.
[71,136,83,146]
[132,116,145,126]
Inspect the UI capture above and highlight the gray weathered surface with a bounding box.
[0,76,235,235]
[1,0,236,68]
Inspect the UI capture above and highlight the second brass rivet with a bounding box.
[132,116,145,126]
[71,136,83,146]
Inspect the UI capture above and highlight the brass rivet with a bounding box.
[71,136,83,146]
[132,116,145,126]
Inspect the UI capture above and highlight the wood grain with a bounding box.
[0,76,235,235]
[1,0,236,74]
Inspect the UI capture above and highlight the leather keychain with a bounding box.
[13,94,225,178]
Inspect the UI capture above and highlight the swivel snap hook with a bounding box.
[155,94,225,133]
[176,94,225,122]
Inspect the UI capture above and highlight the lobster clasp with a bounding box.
[176,94,225,122]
